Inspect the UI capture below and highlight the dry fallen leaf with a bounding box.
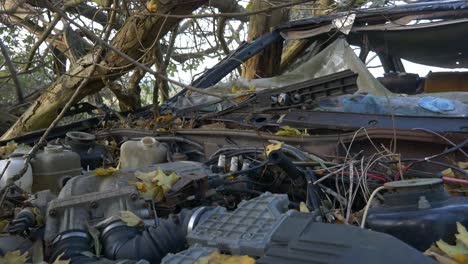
[275,126,309,137]
[146,0,158,12]
[32,207,44,226]
[153,114,173,124]
[120,211,143,227]
[457,162,468,169]
[94,167,116,177]
[0,250,28,264]
[299,202,310,213]
[52,252,71,264]
[436,240,468,263]
[456,222,468,248]
[154,170,181,193]
[231,84,256,94]
[195,251,255,264]
[0,220,9,231]
[265,140,283,156]
[128,181,148,193]
[427,222,468,264]
[441,168,455,178]
[134,168,180,201]
[426,251,459,264]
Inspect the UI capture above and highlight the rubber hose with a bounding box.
[50,230,97,263]
[100,210,192,263]
[9,207,35,235]
[268,150,305,184]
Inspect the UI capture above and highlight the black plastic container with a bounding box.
[366,178,468,251]
[65,131,107,170]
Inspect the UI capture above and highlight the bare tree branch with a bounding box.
[1,0,213,140]
[151,0,314,19]
[207,0,249,22]
[0,38,24,104]
[47,2,225,99]
[23,13,61,72]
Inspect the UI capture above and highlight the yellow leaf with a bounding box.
[135,171,155,183]
[454,252,468,262]
[265,140,283,156]
[456,222,468,249]
[133,169,180,201]
[195,251,255,264]
[0,250,28,264]
[332,210,346,224]
[155,170,181,192]
[436,240,468,263]
[94,167,116,177]
[32,207,44,226]
[425,251,459,264]
[232,94,251,104]
[299,202,310,213]
[231,84,239,94]
[131,175,159,200]
[153,114,173,124]
[52,252,71,264]
[120,211,143,227]
[129,181,148,193]
[146,0,158,12]
[441,168,455,178]
[275,126,309,137]
[231,84,256,94]
[457,162,468,169]
[0,220,9,231]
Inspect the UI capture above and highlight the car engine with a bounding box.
[0,127,466,264]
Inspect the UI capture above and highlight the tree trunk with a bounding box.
[241,0,289,80]
[280,0,334,73]
[1,0,206,140]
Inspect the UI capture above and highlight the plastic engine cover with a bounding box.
[161,245,216,264]
[186,192,289,256]
[257,212,437,264]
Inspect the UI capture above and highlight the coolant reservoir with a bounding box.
[31,145,82,193]
[0,154,33,192]
[120,137,167,169]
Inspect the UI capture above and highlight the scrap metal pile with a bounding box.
[0,1,468,263]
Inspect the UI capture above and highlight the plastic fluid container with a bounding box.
[0,154,33,192]
[120,137,167,169]
[65,131,107,170]
[31,145,82,193]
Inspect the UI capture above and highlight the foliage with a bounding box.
[425,222,468,264]
[0,0,379,139]
[130,168,181,201]
[0,250,28,264]
[0,26,54,104]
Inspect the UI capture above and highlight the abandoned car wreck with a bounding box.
[0,1,467,263]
